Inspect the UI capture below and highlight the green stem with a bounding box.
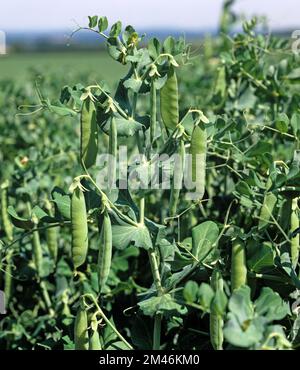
[84,294,133,350]
[139,197,145,225]
[153,313,162,350]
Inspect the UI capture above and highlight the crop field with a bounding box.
[0,51,126,86]
[0,2,300,352]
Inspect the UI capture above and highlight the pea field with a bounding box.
[1,3,300,351]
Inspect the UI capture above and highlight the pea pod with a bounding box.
[80,97,98,169]
[108,116,117,189]
[33,228,43,277]
[210,269,224,350]
[89,316,102,350]
[46,226,58,263]
[190,123,207,200]
[98,211,112,292]
[169,139,185,217]
[160,68,179,131]
[74,299,89,350]
[1,184,13,241]
[290,198,299,269]
[71,187,88,269]
[231,239,247,291]
[258,192,277,230]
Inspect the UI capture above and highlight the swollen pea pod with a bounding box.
[169,139,185,217]
[98,210,112,292]
[258,192,277,230]
[1,184,13,241]
[190,123,207,200]
[71,187,88,269]
[290,198,299,269]
[80,97,98,169]
[210,269,224,350]
[108,116,117,189]
[160,67,179,132]
[74,297,89,350]
[231,238,247,291]
[45,201,58,262]
[89,315,102,350]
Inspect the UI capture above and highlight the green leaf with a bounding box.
[224,314,265,348]
[192,221,219,262]
[163,36,175,54]
[98,16,108,32]
[112,224,152,250]
[148,38,160,60]
[7,206,34,230]
[291,113,300,135]
[110,21,122,37]
[138,293,186,317]
[88,15,98,28]
[254,287,290,322]
[51,187,71,220]
[198,283,214,311]
[247,241,275,273]
[123,77,143,93]
[183,281,198,303]
[276,113,289,133]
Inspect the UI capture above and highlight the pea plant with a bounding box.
[1,5,300,350]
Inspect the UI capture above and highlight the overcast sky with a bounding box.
[1,0,299,32]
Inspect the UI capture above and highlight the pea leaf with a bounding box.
[7,206,34,230]
[138,293,186,317]
[247,241,275,273]
[88,15,98,28]
[98,16,108,32]
[192,221,219,262]
[51,187,71,220]
[112,224,152,250]
[183,281,198,303]
[110,21,122,37]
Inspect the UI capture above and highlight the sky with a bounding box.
[0,0,299,32]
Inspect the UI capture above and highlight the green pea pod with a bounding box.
[210,269,224,350]
[1,186,13,241]
[81,97,98,169]
[190,123,207,200]
[290,198,299,269]
[160,68,179,131]
[98,211,112,292]
[74,300,89,350]
[89,317,102,350]
[108,116,117,189]
[258,192,277,230]
[169,139,185,217]
[231,239,247,291]
[150,80,157,143]
[89,329,102,350]
[46,226,58,263]
[71,187,88,269]
[33,229,43,277]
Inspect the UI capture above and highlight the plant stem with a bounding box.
[153,313,162,350]
[84,294,133,349]
[139,197,145,225]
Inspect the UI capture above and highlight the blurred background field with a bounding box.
[0,52,126,86]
